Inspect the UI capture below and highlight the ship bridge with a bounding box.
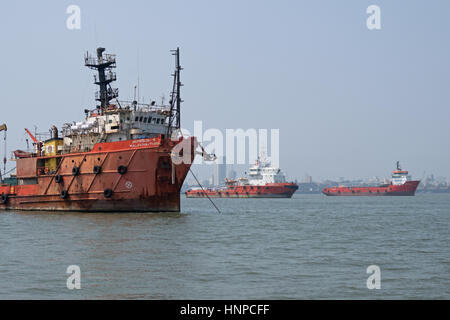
[246,156,286,185]
[391,162,412,185]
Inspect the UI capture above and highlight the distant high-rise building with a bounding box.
[304,174,312,184]
[214,156,227,186]
[228,168,237,180]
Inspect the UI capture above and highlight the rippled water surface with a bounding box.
[0,194,449,299]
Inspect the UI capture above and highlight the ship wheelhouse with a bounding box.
[245,155,287,186]
[391,170,411,186]
[391,162,411,186]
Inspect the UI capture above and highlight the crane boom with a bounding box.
[25,128,38,143]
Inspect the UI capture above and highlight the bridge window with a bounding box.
[143,117,148,123]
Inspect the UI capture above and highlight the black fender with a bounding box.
[72,166,80,175]
[103,189,113,198]
[60,190,69,199]
[117,165,127,175]
[93,165,102,174]
[1,193,8,204]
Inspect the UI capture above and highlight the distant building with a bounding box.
[186,178,196,186]
[303,174,312,183]
[214,156,227,186]
[228,168,237,180]
[201,179,210,187]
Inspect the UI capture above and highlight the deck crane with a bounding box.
[24,128,42,155]
[24,128,38,144]
[0,124,7,182]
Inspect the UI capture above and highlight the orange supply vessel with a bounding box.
[322,162,420,196]
[0,47,198,212]
[186,155,298,198]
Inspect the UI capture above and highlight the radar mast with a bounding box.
[84,47,118,113]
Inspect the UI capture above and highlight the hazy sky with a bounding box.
[0,0,449,181]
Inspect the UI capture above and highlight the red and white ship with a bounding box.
[186,155,298,198]
[322,162,420,196]
[0,47,200,212]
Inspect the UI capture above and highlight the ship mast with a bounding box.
[167,47,183,137]
[0,123,6,183]
[84,47,118,113]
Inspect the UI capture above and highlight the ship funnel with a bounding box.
[51,125,58,139]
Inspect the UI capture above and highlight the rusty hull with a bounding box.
[0,136,196,212]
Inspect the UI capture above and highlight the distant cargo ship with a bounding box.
[322,162,420,196]
[186,156,298,198]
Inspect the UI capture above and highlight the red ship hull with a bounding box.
[0,136,196,212]
[322,180,420,196]
[186,183,298,198]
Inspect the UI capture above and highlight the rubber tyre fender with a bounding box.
[117,165,127,175]
[104,189,113,198]
[1,193,8,204]
[55,174,63,183]
[60,190,69,199]
[72,166,80,175]
[93,165,102,174]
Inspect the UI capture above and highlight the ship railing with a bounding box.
[94,72,116,83]
[34,132,51,142]
[118,100,171,113]
[95,88,119,100]
[84,54,116,67]
[59,143,96,154]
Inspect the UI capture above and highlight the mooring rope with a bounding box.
[188,168,221,214]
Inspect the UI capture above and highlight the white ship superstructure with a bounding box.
[62,102,171,153]
[391,161,412,186]
[237,155,287,186]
